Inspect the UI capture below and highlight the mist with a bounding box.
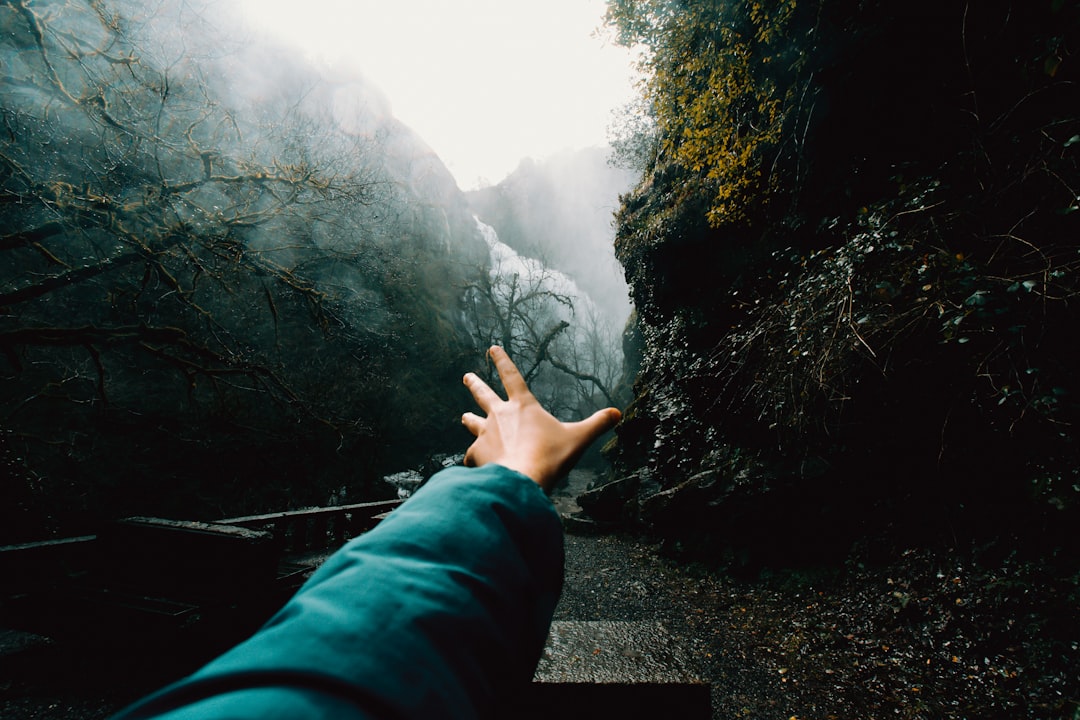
[1,0,635,542]
[466,148,638,325]
[0,0,477,538]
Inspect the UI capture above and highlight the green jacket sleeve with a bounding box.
[111,464,564,720]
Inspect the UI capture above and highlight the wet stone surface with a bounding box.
[535,621,699,684]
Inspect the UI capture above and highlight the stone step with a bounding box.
[510,621,711,719]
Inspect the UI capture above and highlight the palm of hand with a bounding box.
[461,347,621,492]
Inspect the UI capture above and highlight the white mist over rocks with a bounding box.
[467,148,637,327]
[475,218,598,322]
[127,0,635,332]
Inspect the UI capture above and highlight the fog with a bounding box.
[467,148,637,326]
[236,0,639,189]
[1,0,636,537]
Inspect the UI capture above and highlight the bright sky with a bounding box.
[236,0,639,190]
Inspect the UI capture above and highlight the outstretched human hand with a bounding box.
[462,346,622,493]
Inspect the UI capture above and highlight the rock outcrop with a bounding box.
[588,0,1080,565]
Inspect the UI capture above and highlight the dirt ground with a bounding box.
[553,467,1079,719]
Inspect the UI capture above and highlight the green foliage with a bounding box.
[605,0,810,228]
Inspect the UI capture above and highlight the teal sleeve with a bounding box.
[111,464,564,720]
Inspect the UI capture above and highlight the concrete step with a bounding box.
[511,620,711,719]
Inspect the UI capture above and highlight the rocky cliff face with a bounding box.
[0,0,489,540]
[586,0,1080,565]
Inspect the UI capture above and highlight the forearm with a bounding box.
[113,464,564,720]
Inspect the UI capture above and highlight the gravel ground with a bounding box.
[555,530,1080,719]
[4,470,1078,719]
[0,630,168,719]
[554,525,1079,719]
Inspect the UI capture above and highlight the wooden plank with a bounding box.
[216,500,402,527]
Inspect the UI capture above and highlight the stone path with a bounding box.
[542,469,714,718]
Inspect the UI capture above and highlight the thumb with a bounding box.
[573,407,622,444]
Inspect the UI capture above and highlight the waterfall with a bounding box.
[473,216,598,323]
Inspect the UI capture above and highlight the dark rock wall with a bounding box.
[593,0,1080,565]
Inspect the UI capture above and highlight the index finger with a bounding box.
[464,372,501,413]
[488,346,530,399]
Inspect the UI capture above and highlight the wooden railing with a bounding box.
[214,499,403,555]
[0,535,98,593]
